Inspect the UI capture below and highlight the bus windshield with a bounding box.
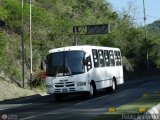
[46,51,85,77]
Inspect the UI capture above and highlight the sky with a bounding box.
[107,0,160,25]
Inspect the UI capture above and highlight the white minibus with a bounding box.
[44,45,124,101]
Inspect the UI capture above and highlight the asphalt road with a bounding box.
[1,76,160,120]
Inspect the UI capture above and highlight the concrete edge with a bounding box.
[134,103,160,120]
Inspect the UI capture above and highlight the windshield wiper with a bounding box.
[55,64,62,77]
[65,64,73,77]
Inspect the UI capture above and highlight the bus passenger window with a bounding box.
[98,50,105,67]
[109,50,115,66]
[114,51,119,66]
[104,50,110,66]
[92,49,99,68]
[117,51,122,66]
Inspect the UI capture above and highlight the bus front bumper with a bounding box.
[46,84,89,94]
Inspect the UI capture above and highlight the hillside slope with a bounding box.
[0,79,45,101]
[147,20,160,34]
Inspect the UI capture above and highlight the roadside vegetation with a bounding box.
[0,0,160,90]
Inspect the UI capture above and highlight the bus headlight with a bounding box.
[77,82,86,86]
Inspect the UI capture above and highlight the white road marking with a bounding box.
[20,115,35,120]
[0,103,32,111]
[141,82,154,86]
[75,94,109,105]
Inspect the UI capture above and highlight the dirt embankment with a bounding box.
[0,80,44,101]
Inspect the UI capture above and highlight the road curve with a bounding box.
[1,76,160,120]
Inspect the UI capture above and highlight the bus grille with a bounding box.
[55,82,75,88]
[54,82,75,93]
[69,88,76,92]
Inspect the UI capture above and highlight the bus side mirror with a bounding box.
[40,59,47,71]
[82,58,87,66]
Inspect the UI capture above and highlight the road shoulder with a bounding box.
[94,91,160,120]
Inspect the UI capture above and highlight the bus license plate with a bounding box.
[62,88,67,93]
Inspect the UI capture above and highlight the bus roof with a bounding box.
[48,45,120,54]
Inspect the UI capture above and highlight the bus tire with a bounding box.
[54,94,63,102]
[88,82,96,97]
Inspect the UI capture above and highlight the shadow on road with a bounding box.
[0,89,114,105]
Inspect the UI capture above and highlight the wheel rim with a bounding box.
[112,80,116,90]
[90,85,94,96]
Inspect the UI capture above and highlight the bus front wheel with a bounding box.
[88,83,96,97]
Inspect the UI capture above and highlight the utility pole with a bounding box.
[21,0,25,88]
[29,0,33,90]
[143,0,149,76]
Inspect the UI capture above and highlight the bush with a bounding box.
[32,71,45,87]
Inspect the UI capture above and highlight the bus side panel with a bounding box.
[118,66,124,84]
[87,67,113,90]
[86,47,124,91]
